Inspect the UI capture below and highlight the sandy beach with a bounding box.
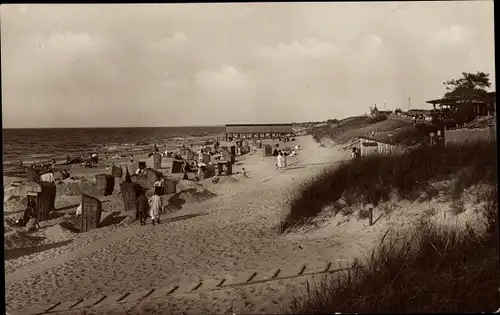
[4,134,487,314]
[4,135,348,311]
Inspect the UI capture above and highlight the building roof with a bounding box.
[426,97,487,106]
[360,135,398,146]
[359,126,426,146]
[408,109,431,113]
[427,90,496,106]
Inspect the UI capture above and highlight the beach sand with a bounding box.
[4,135,480,314]
[4,135,346,311]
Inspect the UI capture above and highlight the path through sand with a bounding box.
[5,136,352,311]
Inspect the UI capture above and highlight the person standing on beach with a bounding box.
[276,152,282,170]
[351,148,357,160]
[137,189,149,225]
[148,187,163,225]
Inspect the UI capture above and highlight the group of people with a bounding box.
[136,186,164,225]
[276,150,288,170]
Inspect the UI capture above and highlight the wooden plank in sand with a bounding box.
[81,194,102,232]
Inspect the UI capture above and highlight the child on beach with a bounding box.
[148,187,163,225]
[277,152,284,170]
[137,189,149,225]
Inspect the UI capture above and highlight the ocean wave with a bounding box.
[3,126,224,165]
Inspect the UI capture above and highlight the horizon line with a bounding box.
[2,124,227,130]
[2,122,319,130]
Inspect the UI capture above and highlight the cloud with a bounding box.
[432,25,473,44]
[257,38,338,59]
[163,77,189,89]
[362,34,383,52]
[149,31,188,52]
[18,4,29,13]
[45,31,97,51]
[195,66,251,89]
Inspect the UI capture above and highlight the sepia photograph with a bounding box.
[1,2,497,314]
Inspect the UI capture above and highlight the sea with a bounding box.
[2,126,225,177]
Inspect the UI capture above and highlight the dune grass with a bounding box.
[282,140,497,232]
[311,115,415,145]
[288,215,499,313]
[285,139,498,313]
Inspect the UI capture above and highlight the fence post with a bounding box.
[367,204,374,226]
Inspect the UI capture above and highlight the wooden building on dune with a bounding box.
[345,134,409,157]
[426,91,496,117]
[224,123,294,140]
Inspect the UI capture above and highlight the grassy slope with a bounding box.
[283,140,498,313]
[311,115,432,146]
[282,141,497,231]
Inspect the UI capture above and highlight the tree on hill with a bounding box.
[439,72,493,125]
[443,72,491,99]
[394,108,403,115]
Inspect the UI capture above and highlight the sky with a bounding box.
[1,2,495,128]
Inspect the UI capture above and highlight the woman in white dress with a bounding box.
[148,187,163,225]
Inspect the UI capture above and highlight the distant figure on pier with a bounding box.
[19,160,23,168]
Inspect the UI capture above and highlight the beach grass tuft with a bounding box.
[288,214,499,313]
[282,140,497,233]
